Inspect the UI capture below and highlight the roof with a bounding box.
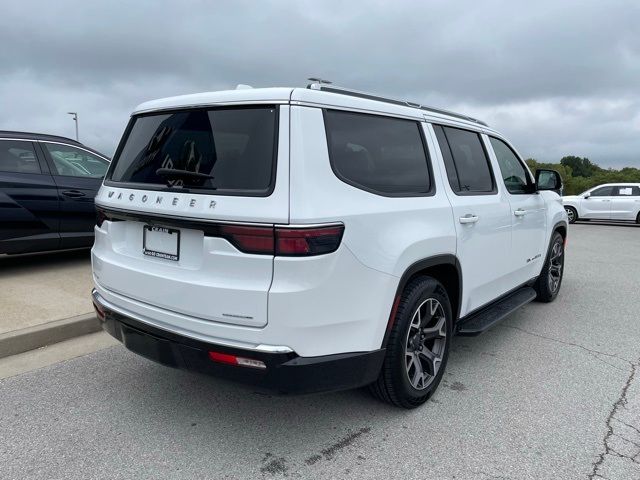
[0,130,109,159]
[132,86,494,133]
[133,88,294,114]
[0,130,81,145]
[592,183,640,187]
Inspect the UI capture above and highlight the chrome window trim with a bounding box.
[0,138,110,161]
[37,140,110,161]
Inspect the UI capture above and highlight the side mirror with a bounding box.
[535,169,563,196]
[583,192,591,199]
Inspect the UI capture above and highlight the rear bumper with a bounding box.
[92,289,385,394]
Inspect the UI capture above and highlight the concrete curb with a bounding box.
[0,313,100,359]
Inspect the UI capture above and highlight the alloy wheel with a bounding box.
[565,208,575,223]
[404,298,447,390]
[547,239,564,293]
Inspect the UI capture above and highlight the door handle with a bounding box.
[459,214,479,224]
[514,208,527,217]
[62,190,86,198]
[601,199,611,202]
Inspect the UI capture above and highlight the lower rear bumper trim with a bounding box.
[93,289,385,394]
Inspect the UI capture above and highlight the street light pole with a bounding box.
[67,112,78,141]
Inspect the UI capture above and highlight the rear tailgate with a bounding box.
[92,105,290,328]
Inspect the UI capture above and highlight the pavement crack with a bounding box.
[504,325,633,368]
[612,432,640,449]
[612,417,640,436]
[588,361,639,479]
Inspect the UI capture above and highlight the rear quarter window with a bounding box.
[323,110,433,196]
[107,106,278,196]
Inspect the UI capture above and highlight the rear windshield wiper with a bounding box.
[155,168,214,187]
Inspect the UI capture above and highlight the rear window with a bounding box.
[107,106,278,196]
[323,110,433,196]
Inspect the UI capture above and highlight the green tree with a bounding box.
[560,156,599,177]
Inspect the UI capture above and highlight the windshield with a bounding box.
[107,106,278,195]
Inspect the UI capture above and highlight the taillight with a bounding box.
[208,351,267,369]
[96,208,107,227]
[219,225,274,254]
[219,224,344,256]
[275,225,344,256]
[93,207,343,256]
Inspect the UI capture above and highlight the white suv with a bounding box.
[562,183,640,224]
[91,84,567,408]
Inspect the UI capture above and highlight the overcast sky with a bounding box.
[1,0,639,168]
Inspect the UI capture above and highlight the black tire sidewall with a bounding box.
[388,278,453,406]
[536,232,564,302]
[566,207,577,224]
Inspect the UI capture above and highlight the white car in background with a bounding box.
[562,183,640,224]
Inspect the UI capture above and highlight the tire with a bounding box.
[636,212,640,225]
[565,206,577,224]
[534,232,565,303]
[369,276,452,408]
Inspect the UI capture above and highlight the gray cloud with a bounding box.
[1,0,639,167]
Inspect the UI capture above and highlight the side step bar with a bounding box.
[456,287,537,336]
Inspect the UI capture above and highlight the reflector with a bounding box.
[208,351,267,369]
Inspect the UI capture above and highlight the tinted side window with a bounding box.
[591,186,614,196]
[614,186,640,196]
[439,126,494,193]
[0,141,40,174]
[324,110,432,196]
[44,143,109,178]
[489,137,531,194]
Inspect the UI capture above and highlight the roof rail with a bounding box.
[306,82,488,127]
[0,130,81,144]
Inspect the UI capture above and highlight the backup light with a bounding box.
[208,351,267,369]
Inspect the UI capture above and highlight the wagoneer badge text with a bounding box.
[107,190,217,209]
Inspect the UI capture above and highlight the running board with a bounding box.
[456,287,537,336]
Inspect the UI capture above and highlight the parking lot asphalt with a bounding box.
[0,249,93,334]
[1,223,639,480]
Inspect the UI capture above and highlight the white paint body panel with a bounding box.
[481,135,548,287]
[612,194,640,220]
[93,87,567,358]
[425,126,513,316]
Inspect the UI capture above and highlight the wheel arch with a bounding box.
[382,255,462,349]
[553,221,568,242]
